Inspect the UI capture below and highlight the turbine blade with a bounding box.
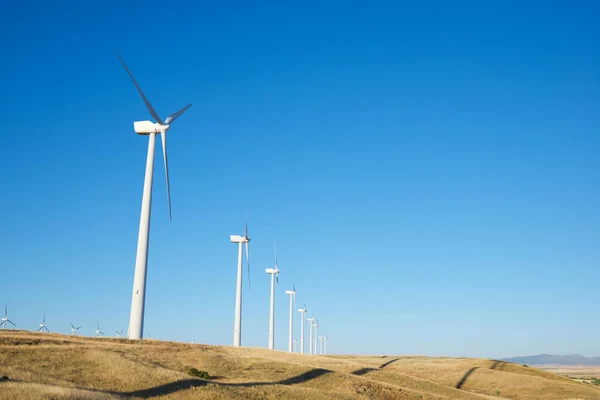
[8,320,16,327]
[70,321,75,329]
[160,129,172,221]
[4,304,6,317]
[37,326,43,332]
[245,241,251,290]
[117,53,164,124]
[165,104,191,124]
[44,326,49,332]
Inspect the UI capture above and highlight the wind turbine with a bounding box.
[117,53,192,340]
[322,335,328,355]
[37,313,49,332]
[265,243,280,350]
[318,335,324,355]
[116,329,124,338]
[307,315,314,355]
[293,338,298,353]
[95,321,104,337]
[70,322,82,336]
[298,304,307,354]
[285,286,296,352]
[0,304,16,330]
[230,215,251,346]
[313,318,319,355]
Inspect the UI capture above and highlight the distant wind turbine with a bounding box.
[322,336,328,355]
[116,329,124,338]
[95,321,104,337]
[298,304,307,354]
[70,322,82,336]
[293,338,298,353]
[285,286,296,352]
[307,315,315,355]
[230,215,251,346]
[313,318,319,355]
[118,53,192,341]
[0,304,16,330]
[265,242,280,350]
[37,313,49,332]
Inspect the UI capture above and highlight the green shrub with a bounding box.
[186,367,211,379]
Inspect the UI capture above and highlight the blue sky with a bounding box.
[1,1,598,358]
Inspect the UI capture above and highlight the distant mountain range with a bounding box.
[502,354,600,365]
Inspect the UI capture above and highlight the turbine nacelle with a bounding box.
[133,121,170,135]
[230,234,249,243]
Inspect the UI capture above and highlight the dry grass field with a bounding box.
[1,331,599,400]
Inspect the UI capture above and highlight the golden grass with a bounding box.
[0,331,599,399]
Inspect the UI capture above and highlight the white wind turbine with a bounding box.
[293,338,298,353]
[285,286,296,353]
[117,53,192,340]
[307,315,314,355]
[297,304,307,354]
[322,335,328,355]
[313,318,319,355]
[318,335,324,355]
[70,322,82,336]
[265,243,280,350]
[116,329,124,338]
[0,305,16,330]
[95,321,104,337]
[230,215,251,346]
[37,313,49,332]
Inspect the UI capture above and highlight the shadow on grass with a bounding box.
[122,368,331,398]
[455,361,506,390]
[456,367,478,389]
[351,358,401,376]
[490,360,505,370]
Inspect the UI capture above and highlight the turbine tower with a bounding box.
[70,322,82,336]
[118,53,192,340]
[230,215,251,346]
[307,315,314,355]
[265,243,280,350]
[285,286,296,353]
[298,304,307,354]
[313,318,319,355]
[322,335,328,355]
[0,305,16,330]
[37,313,49,332]
[293,338,298,353]
[95,321,104,337]
[318,335,324,355]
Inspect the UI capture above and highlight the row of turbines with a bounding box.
[0,306,125,337]
[2,55,330,354]
[115,53,330,353]
[232,222,329,354]
[1,302,328,354]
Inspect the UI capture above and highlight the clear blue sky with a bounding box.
[1,1,598,358]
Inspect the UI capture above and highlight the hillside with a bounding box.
[1,331,599,400]
[502,354,600,366]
